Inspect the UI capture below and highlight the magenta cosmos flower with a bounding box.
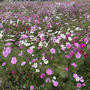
[79,43,86,48]
[46,68,53,75]
[27,48,33,54]
[53,81,59,87]
[11,57,17,64]
[50,48,56,54]
[30,85,34,90]
[40,73,45,79]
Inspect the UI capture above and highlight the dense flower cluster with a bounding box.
[0,1,90,90]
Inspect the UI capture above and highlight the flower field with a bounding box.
[0,1,90,90]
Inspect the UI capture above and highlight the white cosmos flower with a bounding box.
[56,39,59,44]
[75,77,80,81]
[33,63,38,68]
[66,32,70,34]
[61,34,65,39]
[30,46,35,49]
[0,33,3,39]
[32,54,34,56]
[68,37,72,41]
[61,45,65,48]
[25,43,30,46]
[48,30,52,32]
[40,62,42,65]
[36,69,40,72]
[67,28,70,31]
[75,27,80,31]
[39,42,43,47]
[44,60,49,64]
[53,76,56,80]
[42,56,45,60]
[29,61,32,65]
[70,30,74,33]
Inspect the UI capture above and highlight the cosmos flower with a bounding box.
[21,61,26,66]
[66,42,71,49]
[11,57,17,64]
[77,83,82,88]
[46,68,53,75]
[79,43,86,48]
[50,48,56,54]
[2,47,11,57]
[53,81,59,87]
[40,73,45,79]
[27,48,33,55]
[30,85,34,90]
[71,62,77,68]
[45,77,51,83]
[2,62,6,66]
[75,52,81,59]
[73,73,78,79]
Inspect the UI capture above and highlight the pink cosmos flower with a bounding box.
[83,37,88,44]
[65,55,71,59]
[40,37,45,41]
[82,83,86,86]
[64,67,68,71]
[73,73,78,79]
[19,45,23,49]
[75,52,81,59]
[73,37,78,40]
[69,51,74,57]
[61,47,65,51]
[79,77,84,82]
[5,47,11,54]
[47,24,52,28]
[40,73,45,79]
[77,83,82,88]
[74,43,79,47]
[71,63,77,68]
[21,61,26,66]
[45,77,51,83]
[18,53,23,56]
[5,42,12,46]
[11,57,17,64]
[30,85,34,90]
[53,81,59,87]
[0,23,3,28]
[27,48,33,54]
[2,62,6,66]
[21,34,28,39]
[46,68,53,75]
[50,48,56,54]
[2,51,8,57]
[2,47,11,57]
[66,42,71,49]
